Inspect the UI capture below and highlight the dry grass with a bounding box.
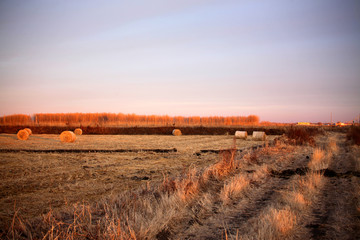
[241,170,324,240]
[204,149,236,179]
[220,175,250,204]
[5,133,349,239]
[16,129,29,140]
[250,164,270,183]
[328,138,338,153]
[0,135,270,229]
[262,207,297,238]
[240,205,297,240]
[351,145,360,171]
[239,144,326,240]
[2,138,242,239]
[0,134,279,151]
[308,148,328,170]
[298,171,324,195]
[59,131,76,143]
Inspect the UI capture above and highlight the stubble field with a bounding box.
[0,134,276,230]
[0,131,359,239]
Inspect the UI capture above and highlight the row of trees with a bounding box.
[0,113,259,126]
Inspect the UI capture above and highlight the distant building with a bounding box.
[336,122,346,127]
[297,122,311,126]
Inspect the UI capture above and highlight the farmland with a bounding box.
[0,130,359,239]
[0,134,276,230]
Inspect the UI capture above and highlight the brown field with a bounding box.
[0,134,276,229]
[0,131,359,239]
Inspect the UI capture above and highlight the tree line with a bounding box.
[0,113,259,126]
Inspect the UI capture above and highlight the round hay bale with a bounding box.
[74,128,83,135]
[24,128,32,135]
[252,131,266,141]
[172,129,182,136]
[60,131,76,143]
[17,129,29,140]
[235,131,247,139]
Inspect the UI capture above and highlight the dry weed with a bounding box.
[308,148,328,170]
[206,149,236,179]
[267,207,297,236]
[298,171,324,196]
[252,206,297,240]
[328,138,338,154]
[220,175,250,204]
[282,190,309,211]
[250,164,270,183]
[176,168,200,202]
[351,145,360,171]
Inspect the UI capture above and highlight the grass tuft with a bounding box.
[220,175,250,204]
[308,148,328,170]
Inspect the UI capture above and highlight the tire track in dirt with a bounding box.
[0,148,178,153]
[190,177,288,240]
[173,144,311,239]
[306,134,360,239]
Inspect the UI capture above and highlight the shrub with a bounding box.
[285,127,321,145]
[346,126,360,145]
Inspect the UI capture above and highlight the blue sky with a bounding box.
[0,0,359,122]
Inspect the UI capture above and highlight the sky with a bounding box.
[0,0,359,123]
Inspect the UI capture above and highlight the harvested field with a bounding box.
[0,134,277,152]
[0,132,359,239]
[0,125,292,135]
[0,134,277,231]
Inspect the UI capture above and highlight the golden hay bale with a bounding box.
[252,131,266,141]
[74,128,83,135]
[24,128,32,135]
[60,131,76,143]
[17,129,29,140]
[235,131,247,139]
[172,129,182,136]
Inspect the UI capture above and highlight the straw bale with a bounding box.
[24,128,32,135]
[74,128,83,135]
[235,131,247,139]
[17,129,29,140]
[60,131,76,143]
[172,129,182,136]
[252,131,266,141]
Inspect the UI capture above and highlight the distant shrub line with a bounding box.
[346,126,360,145]
[0,125,287,135]
[285,126,324,145]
